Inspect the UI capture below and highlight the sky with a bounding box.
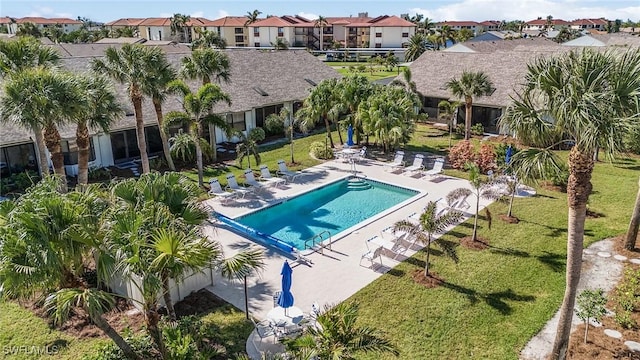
[1,0,639,23]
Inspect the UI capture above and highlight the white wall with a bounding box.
[250,26,295,47]
[146,26,167,40]
[373,26,414,48]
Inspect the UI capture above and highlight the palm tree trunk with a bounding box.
[472,193,480,241]
[507,190,515,218]
[464,98,472,141]
[146,306,166,359]
[93,315,141,360]
[551,148,593,360]
[76,121,91,187]
[152,99,176,171]
[33,124,50,177]
[624,176,640,250]
[162,275,177,321]
[195,137,204,188]
[132,95,150,174]
[324,118,334,148]
[425,237,432,277]
[43,123,67,192]
[290,127,295,164]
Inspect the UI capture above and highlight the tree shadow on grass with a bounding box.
[518,219,568,238]
[441,280,536,315]
[488,244,531,258]
[536,251,565,272]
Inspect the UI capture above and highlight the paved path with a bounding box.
[520,239,625,359]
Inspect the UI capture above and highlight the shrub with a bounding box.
[623,126,640,154]
[471,123,484,135]
[82,331,155,360]
[476,143,496,173]
[87,167,111,181]
[612,268,640,329]
[495,143,520,169]
[357,64,366,73]
[265,114,285,137]
[448,140,475,170]
[549,163,569,190]
[310,141,334,160]
[455,124,465,136]
[1,170,39,195]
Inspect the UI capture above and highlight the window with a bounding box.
[402,32,409,37]
[234,27,243,34]
[235,35,244,43]
[227,113,246,131]
[277,27,284,37]
[217,26,221,33]
[254,42,260,47]
[375,32,382,37]
[374,43,382,48]
[253,27,259,36]
[0,143,37,175]
[61,139,95,165]
[255,104,284,128]
[158,30,162,40]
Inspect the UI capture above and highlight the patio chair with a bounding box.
[244,169,269,194]
[360,245,384,268]
[277,160,304,182]
[367,235,407,260]
[250,317,276,346]
[225,174,251,198]
[384,151,405,172]
[425,157,445,177]
[403,154,425,176]
[259,165,286,188]
[208,178,236,204]
[273,291,282,307]
[355,146,367,163]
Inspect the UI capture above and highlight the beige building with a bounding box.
[9,17,83,33]
[205,16,250,47]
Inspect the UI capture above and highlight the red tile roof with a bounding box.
[248,15,313,27]
[525,19,570,26]
[0,17,15,24]
[480,20,501,26]
[326,16,371,25]
[208,16,250,27]
[17,17,82,25]
[139,17,172,26]
[572,18,608,26]
[105,18,145,26]
[437,21,482,27]
[369,15,414,27]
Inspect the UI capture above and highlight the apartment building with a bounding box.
[206,16,250,47]
[523,18,571,31]
[570,18,608,31]
[0,17,17,34]
[247,15,315,48]
[2,17,84,33]
[435,21,484,32]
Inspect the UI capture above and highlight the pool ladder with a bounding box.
[304,230,332,254]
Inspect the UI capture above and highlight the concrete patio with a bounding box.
[200,156,493,358]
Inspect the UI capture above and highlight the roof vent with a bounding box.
[253,86,268,96]
[304,78,317,86]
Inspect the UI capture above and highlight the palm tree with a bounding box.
[219,247,265,319]
[439,25,455,47]
[235,127,265,169]
[0,36,61,176]
[271,37,289,50]
[45,289,141,360]
[170,13,191,43]
[447,162,502,243]
[244,9,262,26]
[332,75,373,145]
[394,201,462,277]
[144,52,178,171]
[446,71,495,140]
[16,22,42,37]
[625,177,640,250]
[390,67,417,94]
[92,44,159,174]
[181,48,232,162]
[499,48,640,360]
[455,28,474,42]
[438,100,462,149]
[314,16,328,51]
[165,81,232,187]
[296,78,339,148]
[76,74,123,187]
[191,28,227,50]
[0,68,82,190]
[422,17,435,34]
[44,25,65,43]
[283,302,398,359]
[404,33,428,61]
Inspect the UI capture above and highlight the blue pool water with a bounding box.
[236,177,418,250]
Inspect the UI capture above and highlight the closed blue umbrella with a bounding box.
[505,145,513,165]
[346,124,354,147]
[277,261,294,314]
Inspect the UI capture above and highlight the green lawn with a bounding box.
[3,124,638,359]
[335,67,402,82]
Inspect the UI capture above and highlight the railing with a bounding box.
[303,230,332,254]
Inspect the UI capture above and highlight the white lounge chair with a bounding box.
[277,160,304,182]
[250,317,276,346]
[225,174,251,198]
[425,157,445,177]
[360,245,384,268]
[244,169,268,193]
[259,165,286,188]
[403,154,425,176]
[355,146,367,163]
[384,151,405,172]
[208,178,236,204]
[366,235,407,260]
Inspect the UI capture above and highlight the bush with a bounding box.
[495,143,520,169]
[310,141,334,160]
[471,123,485,136]
[455,124,465,136]
[448,140,475,170]
[1,170,39,195]
[87,167,111,181]
[476,143,496,173]
[265,114,285,137]
[623,126,640,154]
[612,268,640,329]
[82,331,155,360]
[550,164,569,190]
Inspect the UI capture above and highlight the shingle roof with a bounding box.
[0,48,340,146]
[94,37,146,44]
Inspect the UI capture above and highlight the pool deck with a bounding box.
[201,157,492,357]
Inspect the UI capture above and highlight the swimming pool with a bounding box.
[235,177,419,250]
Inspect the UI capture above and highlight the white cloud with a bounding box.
[25,5,72,18]
[215,10,230,19]
[409,0,640,21]
[298,12,319,20]
[190,11,204,18]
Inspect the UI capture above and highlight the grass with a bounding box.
[335,67,401,81]
[0,301,106,359]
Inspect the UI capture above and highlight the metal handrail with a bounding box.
[303,230,332,253]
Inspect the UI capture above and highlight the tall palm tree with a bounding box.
[394,201,462,277]
[165,81,232,187]
[170,13,191,43]
[92,44,160,174]
[191,28,227,50]
[271,37,289,50]
[181,48,232,162]
[332,75,373,145]
[296,78,339,148]
[235,127,265,168]
[447,162,502,243]
[144,52,178,171]
[244,9,262,26]
[283,302,398,359]
[0,68,82,190]
[439,25,455,47]
[422,17,435,34]
[625,177,640,250]
[438,100,462,149]
[446,71,495,140]
[500,48,640,360]
[404,33,428,61]
[314,16,328,51]
[0,36,61,176]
